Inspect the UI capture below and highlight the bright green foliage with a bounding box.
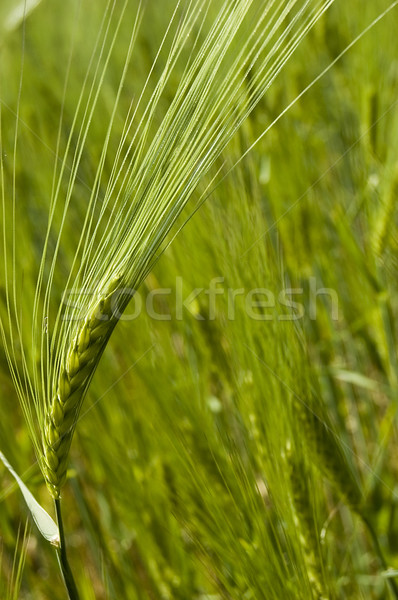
[1,0,398,599]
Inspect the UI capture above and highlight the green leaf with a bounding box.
[0,451,59,547]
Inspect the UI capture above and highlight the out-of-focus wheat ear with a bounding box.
[293,396,363,514]
[42,275,124,499]
[285,443,327,600]
[293,402,398,598]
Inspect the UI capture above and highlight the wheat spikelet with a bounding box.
[42,276,123,498]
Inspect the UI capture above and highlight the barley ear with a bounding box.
[42,276,124,498]
[293,397,363,514]
[286,443,327,600]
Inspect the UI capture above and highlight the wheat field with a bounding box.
[1,1,398,599]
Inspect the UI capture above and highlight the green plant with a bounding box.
[1,0,398,598]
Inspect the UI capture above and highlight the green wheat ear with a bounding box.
[293,396,363,514]
[42,276,123,498]
[286,443,326,600]
[292,400,398,599]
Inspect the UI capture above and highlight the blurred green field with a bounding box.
[1,1,398,599]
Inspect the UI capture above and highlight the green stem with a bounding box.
[54,499,80,600]
[362,514,398,600]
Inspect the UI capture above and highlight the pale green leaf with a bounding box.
[0,451,59,546]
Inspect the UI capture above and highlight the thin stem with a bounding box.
[362,514,398,600]
[54,498,81,600]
